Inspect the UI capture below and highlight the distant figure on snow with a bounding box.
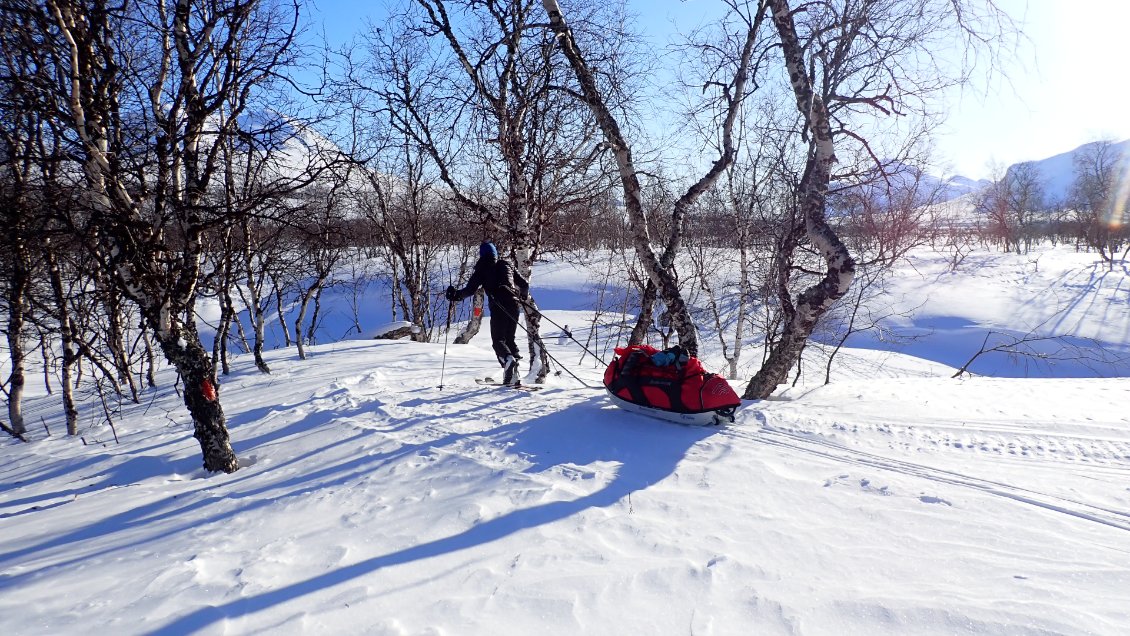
[446,241,530,385]
[557,325,571,346]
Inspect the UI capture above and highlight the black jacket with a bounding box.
[456,256,530,308]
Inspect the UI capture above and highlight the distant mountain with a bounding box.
[1000,139,1130,206]
[940,174,992,200]
[833,162,991,209]
[891,139,1130,209]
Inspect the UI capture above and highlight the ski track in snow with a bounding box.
[726,375,1130,546]
[283,366,1130,545]
[726,422,1130,534]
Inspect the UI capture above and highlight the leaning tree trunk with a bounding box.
[542,0,759,358]
[293,277,327,361]
[628,279,657,346]
[543,0,696,353]
[539,0,686,349]
[70,123,239,473]
[154,322,237,473]
[743,0,856,400]
[454,289,486,344]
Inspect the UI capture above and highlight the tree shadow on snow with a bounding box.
[0,386,540,587]
[0,390,405,579]
[147,393,718,635]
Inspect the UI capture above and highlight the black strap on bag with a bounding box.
[607,350,690,412]
[607,351,649,405]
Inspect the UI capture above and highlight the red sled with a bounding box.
[603,344,742,426]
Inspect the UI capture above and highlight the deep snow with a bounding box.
[3,244,1130,635]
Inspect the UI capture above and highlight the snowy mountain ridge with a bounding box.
[935,138,1130,205]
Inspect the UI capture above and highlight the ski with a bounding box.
[475,378,543,392]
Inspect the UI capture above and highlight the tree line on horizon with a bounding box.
[974,141,1130,264]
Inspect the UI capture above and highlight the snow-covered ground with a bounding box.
[3,245,1130,635]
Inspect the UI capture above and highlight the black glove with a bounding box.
[445,285,458,302]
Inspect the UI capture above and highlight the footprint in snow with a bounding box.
[859,477,891,495]
[822,473,851,487]
[919,495,952,506]
[823,474,890,495]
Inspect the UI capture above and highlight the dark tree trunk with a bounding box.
[306,286,324,346]
[274,281,293,347]
[214,291,235,376]
[294,275,328,360]
[46,246,80,434]
[156,324,237,473]
[628,279,657,346]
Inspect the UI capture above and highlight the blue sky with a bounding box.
[937,0,1130,178]
[308,0,1130,180]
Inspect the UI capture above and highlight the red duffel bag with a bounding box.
[603,344,741,419]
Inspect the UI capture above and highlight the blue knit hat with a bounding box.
[479,241,498,259]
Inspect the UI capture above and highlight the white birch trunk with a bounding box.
[743,0,856,400]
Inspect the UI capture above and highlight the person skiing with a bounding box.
[446,241,530,385]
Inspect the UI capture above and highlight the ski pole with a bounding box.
[438,296,453,390]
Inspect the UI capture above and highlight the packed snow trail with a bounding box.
[730,424,1130,532]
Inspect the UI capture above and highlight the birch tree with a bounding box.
[742,0,1015,398]
[358,139,451,343]
[0,117,35,439]
[38,0,303,472]
[542,0,765,357]
[1070,139,1130,269]
[0,2,60,438]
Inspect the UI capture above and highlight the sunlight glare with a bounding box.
[1108,153,1130,229]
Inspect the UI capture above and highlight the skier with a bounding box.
[446,241,530,385]
[557,325,571,346]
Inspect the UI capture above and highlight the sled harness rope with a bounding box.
[520,301,608,367]
[495,302,601,389]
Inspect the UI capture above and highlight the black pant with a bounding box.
[489,299,520,365]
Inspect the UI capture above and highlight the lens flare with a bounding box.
[1107,152,1130,229]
